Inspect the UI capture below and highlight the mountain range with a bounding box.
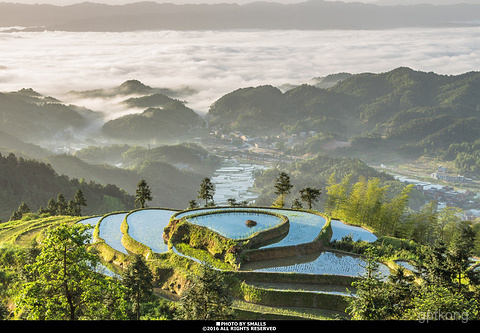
[207,67,480,165]
[0,80,205,147]
[4,66,480,218]
[4,67,480,164]
[2,0,480,31]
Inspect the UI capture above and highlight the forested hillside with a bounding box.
[102,101,205,141]
[0,88,95,144]
[252,153,427,211]
[43,143,220,212]
[0,129,51,159]
[208,67,480,168]
[0,152,134,221]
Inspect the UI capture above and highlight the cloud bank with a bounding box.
[1,28,480,117]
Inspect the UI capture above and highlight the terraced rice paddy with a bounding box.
[241,250,390,279]
[246,281,355,297]
[98,212,129,254]
[126,209,178,253]
[175,208,327,248]
[185,211,284,240]
[84,207,385,278]
[77,216,103,238]
[259,209,327,248]
[330,219,378,242]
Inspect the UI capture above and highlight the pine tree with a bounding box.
[9,210,21,221]
[188,199,199,209]
[273,172,293,208]
[447,222,478,293]
[66,200,76,216]
[198,177,215,207]
[74,189,87,216]
[299,187,321,210]
[227,198,240,207]
[46,198,58,216]
[56,193,67,216]
[134,179,152,209]
[18,202,30,215]
[347,247,390,320]
[177,264,235,320]
[121,254,154,320]
[291,198,303,210]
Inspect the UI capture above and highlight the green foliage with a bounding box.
[102,101,203,141]
[253,153,397,209]
[73,142,221,175]
[135,179,152,209]
[299,186,321,210]
[122,254,154,320]
[208,85,285,135]
[325,173,412,236]
[347,241,480,321]
[272,172,293,208]
[291,198,303,210]
[0,152,134,221]
[176,264,235,320]
[197,177,215,207]
[16,223,129,320]
[347,248,391,320]
[208,67,480,170]
[0,89,86,143]
[405,285,478,322]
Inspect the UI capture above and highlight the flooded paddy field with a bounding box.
[185,211,284,240]
[126,209,179,253]
[240,250,390,279]
[98,212,129,254]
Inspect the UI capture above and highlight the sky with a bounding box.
[4,0,480,6]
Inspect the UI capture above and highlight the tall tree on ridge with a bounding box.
[17,223,129,320]
[273,172,293,208]
[135,179,152,209]
[57,193,67,215]
[74,189,87,216]
[299,187,321,210]
[198,177,215,207]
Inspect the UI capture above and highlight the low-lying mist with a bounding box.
[1,27,480,120]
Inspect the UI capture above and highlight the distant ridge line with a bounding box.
[1,0,480,31]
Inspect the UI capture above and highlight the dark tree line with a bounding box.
[10,189,88,221]
[0,152,134,221]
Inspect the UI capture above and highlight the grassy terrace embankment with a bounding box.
[0,207,384,320]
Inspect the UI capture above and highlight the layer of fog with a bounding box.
[1,28,480,119]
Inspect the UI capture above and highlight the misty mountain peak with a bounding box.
[117,80,154,95]
[16,88,42,97]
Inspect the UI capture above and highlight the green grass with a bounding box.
[0,214,84,246]
[232,299,347,320]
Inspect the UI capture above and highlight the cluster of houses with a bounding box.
[416,183,471,207]
[210,129,319,151]
[398,177,478,220]
[430,166,473,184]
[395,165,480,221]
